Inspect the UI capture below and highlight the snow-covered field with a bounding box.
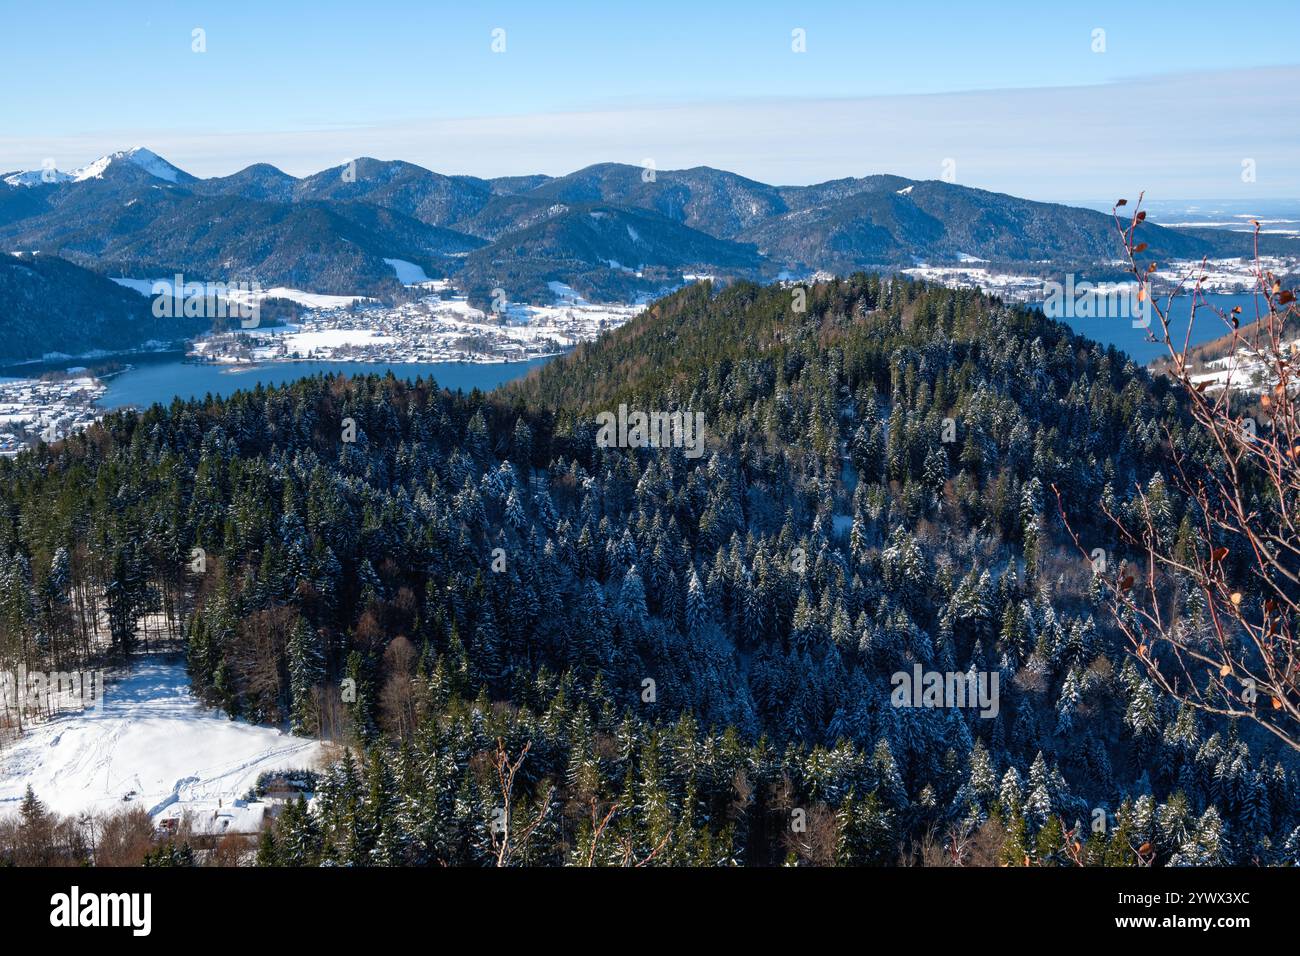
[107,269,643,364]
[110,276,373,310]
[901,255,1300,303]
[0,654,326,821]
[900,264,1048,301]
[383,257,431,284]
[1188,341,1299,393]
[1151,255,1300,295]
[279,328,398,353]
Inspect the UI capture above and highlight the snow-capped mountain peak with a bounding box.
[73,146,186,183]
[2,167,73,187]
[3,146,188,187]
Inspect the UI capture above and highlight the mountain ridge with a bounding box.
[2,148,1286,306]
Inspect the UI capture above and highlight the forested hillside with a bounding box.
[5,150,1279,315]
[0,253,208,363]
[1,276,1296,866]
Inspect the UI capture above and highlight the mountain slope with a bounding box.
[188,163,299,202]
[741,179,1257,270]
[457,203,761,302]
[68,147,195,186]
[96,196,471,294]
[6,275,1294,865]
[293,158,493,227]
[0,253,209,362]
[3,147,193,190]
[3,147,1286,307]
[0,185,483,294]
[523,162,789,238]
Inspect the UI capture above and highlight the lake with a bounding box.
[25,290,1280,414]
[1031,291,1270,365]
[97,357,551,411]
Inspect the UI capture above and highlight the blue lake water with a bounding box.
[1032,292,1269,365]
[16,290,1275,414]
[97,358,551,411]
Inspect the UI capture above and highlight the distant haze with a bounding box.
[3,67,1297,202]
[1,1,1297,202]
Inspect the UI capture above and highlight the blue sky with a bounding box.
[1,0,1297,199]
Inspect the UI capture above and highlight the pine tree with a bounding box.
[968,739,997,806]
[685,567,710,640]
[288,618,325,736]
[999,766,1024,817]
[1025,752,1053,826]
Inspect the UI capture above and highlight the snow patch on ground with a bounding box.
[110,276,371,310]
[0,654,326,821]
[547,281,588,306]
[281,328,398,353]
[109,276,158,295]
[383,258,431,285]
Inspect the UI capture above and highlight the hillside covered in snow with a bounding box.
[0,653,325,825]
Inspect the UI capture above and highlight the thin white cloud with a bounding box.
[1,67,1295,201]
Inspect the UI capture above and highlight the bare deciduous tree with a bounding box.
[491,739,554,867]
[378,635,421,738]
[1058,196,1300,751]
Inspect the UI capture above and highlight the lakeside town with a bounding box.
[189,281,643,365]
[903,253,1300,303]
[0,282,645,456]
[0,373,106,457]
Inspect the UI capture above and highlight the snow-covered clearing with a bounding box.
[110,276,373,309]
[279,328,398,353]
[383,257,431,284]
[0,653,326,822]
